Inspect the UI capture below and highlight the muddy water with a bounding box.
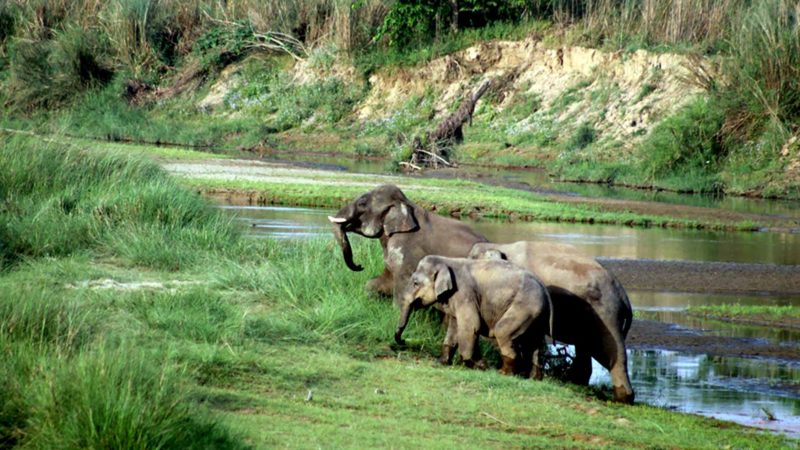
[223,204,800,437]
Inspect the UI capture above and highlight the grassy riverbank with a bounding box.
[688,305,800,330]
[0,137,794,448]
[10,131,790,232]
[2,1,800,198]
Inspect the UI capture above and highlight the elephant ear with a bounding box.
[434,264,454,299]
[383,202,418,236]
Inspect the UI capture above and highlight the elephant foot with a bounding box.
[500,356,516,375]
[613,385,635,404]
[464,359,487,370]
[438,345,455,365]
[531,363,544,381]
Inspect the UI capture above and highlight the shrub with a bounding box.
[6,25,113,111]
[0,137,238,268]
[20,346,242,450]
[566,122,596,151]
[638,97,726,181]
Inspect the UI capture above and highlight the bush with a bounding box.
[0,137,238,268]
[638,97,725,181]
[15,346,242,449]
[566,122,596,151]
[6,25,113,111]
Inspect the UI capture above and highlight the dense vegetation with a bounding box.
[1,1,799,197]
[0,137,794,448]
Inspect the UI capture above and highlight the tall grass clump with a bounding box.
[0,136,238,269]
[15,345,242,450]
[718,0,800,151]
[0,285,100,353]
[212,237,444,354]
[551,0,743,51]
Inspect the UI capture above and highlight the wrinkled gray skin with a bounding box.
[469,241,634,404]
[328,184,488,297]
[395,256,552,379]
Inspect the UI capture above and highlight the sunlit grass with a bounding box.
[0,138,794,448]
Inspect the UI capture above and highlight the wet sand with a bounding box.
[600,258,800,296]
[600,258,800,365]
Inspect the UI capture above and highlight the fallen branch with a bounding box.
[398,161,423,171]
[408,79,492,169]
[415,149,452,167]
[202,11,306,61]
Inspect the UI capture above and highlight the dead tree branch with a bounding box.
[407,79,491,170]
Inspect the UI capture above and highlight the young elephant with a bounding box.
[395,255,552,378]
[469,241,635,404]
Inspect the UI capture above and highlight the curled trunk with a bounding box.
[331,222,363,272]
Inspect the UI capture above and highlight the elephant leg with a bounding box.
[531,345,544,380]
[594,329,635,404]
[439,316,458,365]
[456,310,482,369]
[495,334,517,376]
[566,344,593,385]
[366,267,393,297]
[493,317,523,376]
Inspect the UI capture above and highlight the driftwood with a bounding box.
[409,79,491,169]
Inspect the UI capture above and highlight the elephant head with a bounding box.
[394,257,454,345]
[328,185,419,273]
[469,246,507,261]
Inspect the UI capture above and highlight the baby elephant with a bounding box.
[469,241,635,404]
[395,255,552,378]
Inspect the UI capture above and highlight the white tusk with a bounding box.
[328,216,347,223]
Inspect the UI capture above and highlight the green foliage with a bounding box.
[565,122,596,151]
[375,0,533,51]
[226,59,363,132]
[6,25,113,111]
[638,97,726,186]
[194,22,255,69]
[0,136,238,268]
[375,0,449,50]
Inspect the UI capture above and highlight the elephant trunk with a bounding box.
[394,301,413,345]
[329,215,363,272]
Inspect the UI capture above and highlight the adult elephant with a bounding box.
[328,184,488,297]
[469,241,635,404]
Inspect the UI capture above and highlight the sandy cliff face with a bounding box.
[349,38,706,149]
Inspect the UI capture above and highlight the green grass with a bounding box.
[687,305,800,327]
[0,138,795,447]
[181,172,755,231]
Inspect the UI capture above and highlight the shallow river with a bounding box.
[267,153,800,222]
[220,204,800,438]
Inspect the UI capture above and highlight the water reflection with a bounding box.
[220,205,333,239]
[467,219,800,265]
[590,350,800,437]
[260,153,800,221]
[223,204,800,264]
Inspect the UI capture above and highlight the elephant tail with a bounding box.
[614,278,633,338]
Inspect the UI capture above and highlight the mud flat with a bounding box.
[600,258,800,296]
